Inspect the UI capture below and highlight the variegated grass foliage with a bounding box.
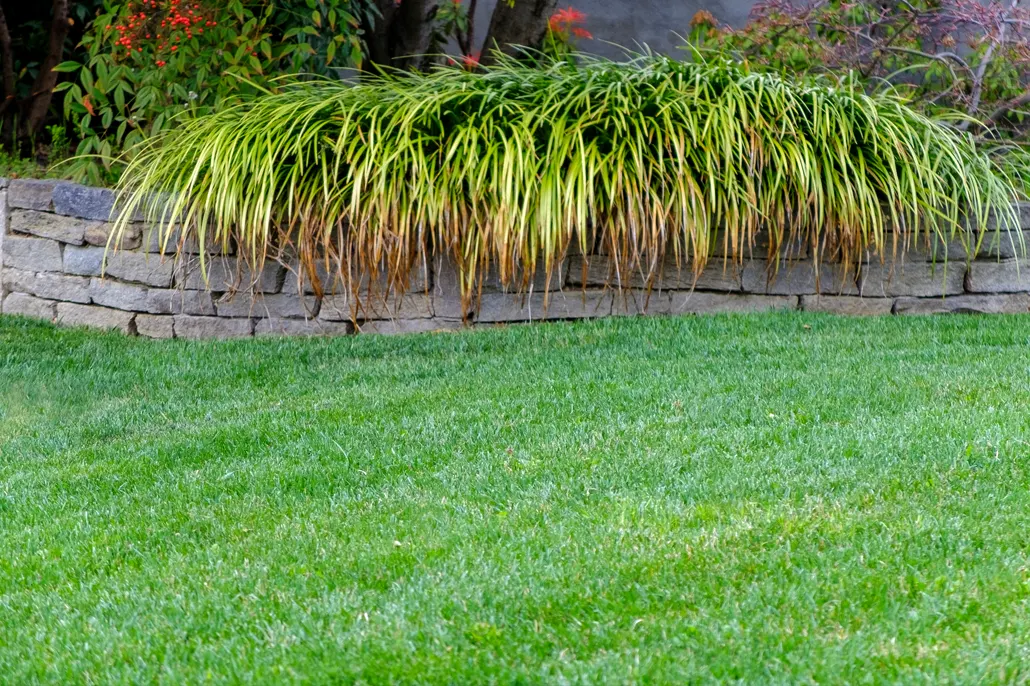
[113,54,1024,315]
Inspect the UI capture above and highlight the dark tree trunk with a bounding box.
[20,0,69,138]
[479,0,558,67]
[365,0,440,72]
[364,0,556,73]
[364,0,398,67]
[0,2,16,142]
[0,4,15,109]
[458,0,479,55]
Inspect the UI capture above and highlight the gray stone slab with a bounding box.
[143,225,233,255]
[799,295,894,316]
[56,302,135,333]
[431,256,474,320]
[905,233,974,262]
[67,245,170,286]
[743,260,859,295]
[9,210,95,245]
[51,183,116,220]
[84,222,142,250]
[319,292,453,321]
[858,262,966,297]
[135,314,175,339]
[34,272,91,303]
[475,291,612,323]
[255,318,354,337]
[357,319,462,335]
[281,259,343,295]
[894,294,1030,315]
[146,289,216,316]
[615,291,798,316]
[317,294,353,321]
[176,257,284,293]
[1018,203,1030,230]
[0,188,6,295]
[0,267,33,294]
[609,290,673,316]
[8,179,59,211]
[323,293,433,321]
[105,251,176,287]
[215,293,318,319]
[2,236,63,272]
[89,278,150,311]
[568,255,743,291]
[866,227,1025,262]
[688,261,746,291]
[480,258,569,293]
[668,292,798,315]
[710,230,808,260]
[281,257,427,295]
[1,268,90,304]
[2,292,56,320]
[965,261,1029,293]
[173,315,254,339]
[855,233,965,264]
[972,230,1027,260]
[63,245,105,276]
[975,203,1030,232]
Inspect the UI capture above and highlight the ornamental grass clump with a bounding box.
[112,54,1023,313]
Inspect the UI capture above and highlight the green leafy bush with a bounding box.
[113,55,1022,311]
[689,0,1030,141]
[54,0,373,185]
[0,151,49,180]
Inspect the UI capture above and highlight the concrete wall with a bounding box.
[1,178,1029,340]
[471,0,757,59]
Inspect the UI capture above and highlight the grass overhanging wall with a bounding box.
[112,54,1025,316]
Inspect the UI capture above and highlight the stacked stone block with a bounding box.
[1,177,1029,339]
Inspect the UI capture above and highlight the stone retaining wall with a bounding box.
[1,178,1029,339]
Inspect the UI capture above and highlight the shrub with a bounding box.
[112,54,1022,312]
[690,0,1030,141]
[54,0,373,185]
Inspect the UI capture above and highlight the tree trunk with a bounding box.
[479,0,558,67]
[0,4,15,110]
[364,0,556,72]
[458,0,479,55]
[365,0,440,72]
[20,0,69,138]
[0,2,15,143]
[364,0,398,68]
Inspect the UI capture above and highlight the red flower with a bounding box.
[548,7,591,41]
[549,7,587,32]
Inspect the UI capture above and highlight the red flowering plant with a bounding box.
[545,6,592,58]
[434,0,479,70]
[54,0,371,184]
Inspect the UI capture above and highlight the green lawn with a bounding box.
[2,313,1030,683]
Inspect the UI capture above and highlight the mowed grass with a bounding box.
[2,313,1030,683]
